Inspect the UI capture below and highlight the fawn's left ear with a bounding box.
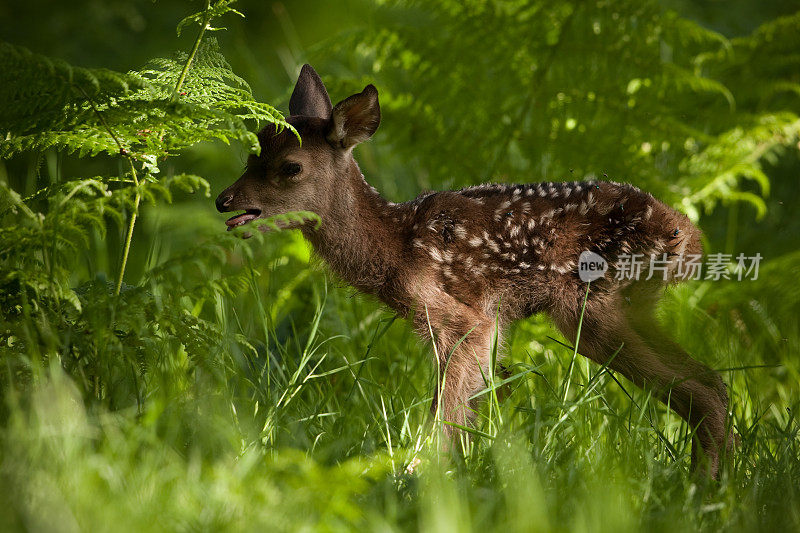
[327,85,381,149]
[289,64,333,119]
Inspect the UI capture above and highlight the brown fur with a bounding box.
[216,65,735,478]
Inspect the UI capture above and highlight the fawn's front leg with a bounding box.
[417,307,498,442]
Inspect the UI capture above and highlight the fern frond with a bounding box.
[682,113,800,219]
[0,41,144,135]
[662,63,736,111]
[176,0,244,37]
[0,38,290,161]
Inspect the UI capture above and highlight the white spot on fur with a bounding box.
[552,264,572,274]
[540,207,562,220]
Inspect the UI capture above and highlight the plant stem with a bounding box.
[115,161,140,295]
[115,0,213,294]
[561,280,590,407]
[173,0,212,98]
[74,85,125,153]
[73,83,138,295]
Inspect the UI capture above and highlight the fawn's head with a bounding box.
[215,64,380,233]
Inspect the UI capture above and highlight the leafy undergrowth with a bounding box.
[1,1,799,531]
[0,227,798,532]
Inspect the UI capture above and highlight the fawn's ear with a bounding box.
[327,85,380,149]
[289,64,332,119]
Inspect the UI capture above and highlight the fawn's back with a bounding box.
[388,180,701,324]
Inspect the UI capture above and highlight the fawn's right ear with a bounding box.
[327,84,381,150]
[289,64,333,119]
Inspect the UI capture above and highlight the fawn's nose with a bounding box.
[216,191,234,212]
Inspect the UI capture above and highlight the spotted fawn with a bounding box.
[216,65,735,478]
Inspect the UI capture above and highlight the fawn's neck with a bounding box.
[303,159,407,307]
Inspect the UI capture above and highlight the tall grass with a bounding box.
[1,209,798,530]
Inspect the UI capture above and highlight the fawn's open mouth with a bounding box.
[225,208,262,231]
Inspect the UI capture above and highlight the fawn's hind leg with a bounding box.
[623,282,735,473]
[553,286,732,478]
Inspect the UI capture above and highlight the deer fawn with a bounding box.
[216,65,735,478]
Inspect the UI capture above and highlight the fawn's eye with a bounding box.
[280,162,302,177]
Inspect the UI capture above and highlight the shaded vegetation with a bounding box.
[1,0,799,531]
